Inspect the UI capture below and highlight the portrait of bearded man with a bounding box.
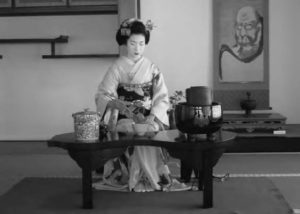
[219,6,264,82]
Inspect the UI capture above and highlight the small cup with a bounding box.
[133,123,150,136]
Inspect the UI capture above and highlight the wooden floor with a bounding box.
[0,141,300,213]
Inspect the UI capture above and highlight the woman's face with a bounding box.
[126,34,146,62]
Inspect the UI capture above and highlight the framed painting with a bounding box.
[0,0,11,7]
[69,0,117,6]
[214,0,268,83]
[15,0,67,7]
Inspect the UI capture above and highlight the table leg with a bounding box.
[198,170,204,191]
[82,167,93,209]
[202,150,213,208]
[180,160,193,182]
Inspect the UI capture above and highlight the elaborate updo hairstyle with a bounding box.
[116,18,151,46]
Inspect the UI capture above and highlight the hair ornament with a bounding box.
[120,18,155,36]
[145,20,155,31]
[120,18,134,36]
[121,18,136,27]
[120,28,131,36]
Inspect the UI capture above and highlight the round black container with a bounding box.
[174,102,223,135]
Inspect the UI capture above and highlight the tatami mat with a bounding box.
[0,142,300,212]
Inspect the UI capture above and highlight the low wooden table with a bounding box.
[47,130,236,209]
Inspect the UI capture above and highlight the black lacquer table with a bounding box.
[47,130,236,209]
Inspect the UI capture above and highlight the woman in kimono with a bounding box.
[94,18,189,192]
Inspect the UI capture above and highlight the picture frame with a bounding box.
[15,0,67,7]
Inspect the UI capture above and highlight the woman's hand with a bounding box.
[144,114,160,132]
[144,114,156,124]
[107,99,127,111]
[107,99,134,118]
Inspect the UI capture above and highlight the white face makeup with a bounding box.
[126,34,146,62]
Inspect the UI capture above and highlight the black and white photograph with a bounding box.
[0,0,299,213]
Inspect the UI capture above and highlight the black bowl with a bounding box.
[174,102,223,135]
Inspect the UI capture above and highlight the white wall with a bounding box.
[2,0,300,140]
[269,0,300,124]
[140,0,213,93]
[0,15,118,140]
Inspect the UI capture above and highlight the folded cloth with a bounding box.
[92,178,191,192]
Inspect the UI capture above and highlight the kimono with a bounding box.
[94,56,189,192]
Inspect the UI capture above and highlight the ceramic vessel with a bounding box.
[133,123,150,136]
[72,108,101,142]
[240,92,257,116]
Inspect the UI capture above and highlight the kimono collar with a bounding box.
[123,56,144,65]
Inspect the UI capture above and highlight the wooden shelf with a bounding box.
[0,35,68,44]
[0,35,68,59]
[0,35,119,59]
[42,54,119,59]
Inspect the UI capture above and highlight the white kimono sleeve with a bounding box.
[95,65,120,116]
[150,68,170,126]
